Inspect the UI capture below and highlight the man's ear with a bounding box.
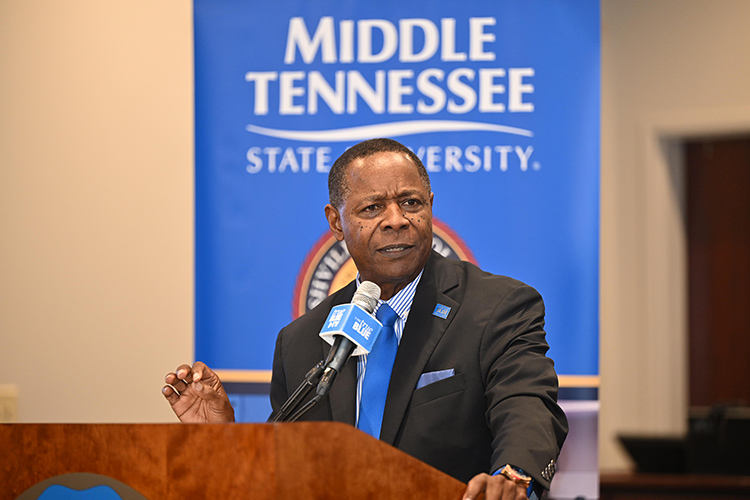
[324,204,345,241]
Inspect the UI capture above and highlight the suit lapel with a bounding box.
[323,281,358,425]
[379,252,461,445]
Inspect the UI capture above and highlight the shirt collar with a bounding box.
[355,269,424,322]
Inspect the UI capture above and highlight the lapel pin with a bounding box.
[432,304,451,319]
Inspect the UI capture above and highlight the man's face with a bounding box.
[325,151,434,300]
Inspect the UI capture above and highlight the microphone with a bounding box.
[272,280,382,422]
[316,281,382,397]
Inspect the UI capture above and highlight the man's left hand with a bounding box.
[463,473,528,500]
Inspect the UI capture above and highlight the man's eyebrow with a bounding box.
[358,189,427,204]
[359,192,386,204]
[375,189,425,199]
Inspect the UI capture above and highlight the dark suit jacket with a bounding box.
[270,251,567,489]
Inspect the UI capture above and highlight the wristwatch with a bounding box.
[498,464,532,488]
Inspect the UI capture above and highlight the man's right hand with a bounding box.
[162,362,235,423]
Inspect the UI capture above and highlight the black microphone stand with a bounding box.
[270,336,355,422]
[269,360,325,423]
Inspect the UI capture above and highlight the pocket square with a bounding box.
[416,368,455,389]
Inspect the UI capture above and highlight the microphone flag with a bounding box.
[319,304,382,356]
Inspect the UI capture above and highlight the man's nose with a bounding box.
[382,202,409,230]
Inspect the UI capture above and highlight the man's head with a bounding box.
[325,138,434,300]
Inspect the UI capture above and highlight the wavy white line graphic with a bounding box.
[245,120,533,142]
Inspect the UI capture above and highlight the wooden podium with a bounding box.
[1,422,466,500]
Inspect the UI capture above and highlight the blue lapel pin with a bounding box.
[432,303,451,319]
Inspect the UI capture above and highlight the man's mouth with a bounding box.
[378,244,414,254]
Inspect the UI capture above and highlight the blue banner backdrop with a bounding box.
[194,0,599,416]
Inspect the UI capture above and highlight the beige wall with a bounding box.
[0,1,194,422]
[2,0,750,470]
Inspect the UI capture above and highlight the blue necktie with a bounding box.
[358,303,399,439]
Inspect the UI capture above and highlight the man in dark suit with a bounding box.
[163,138,567,500]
